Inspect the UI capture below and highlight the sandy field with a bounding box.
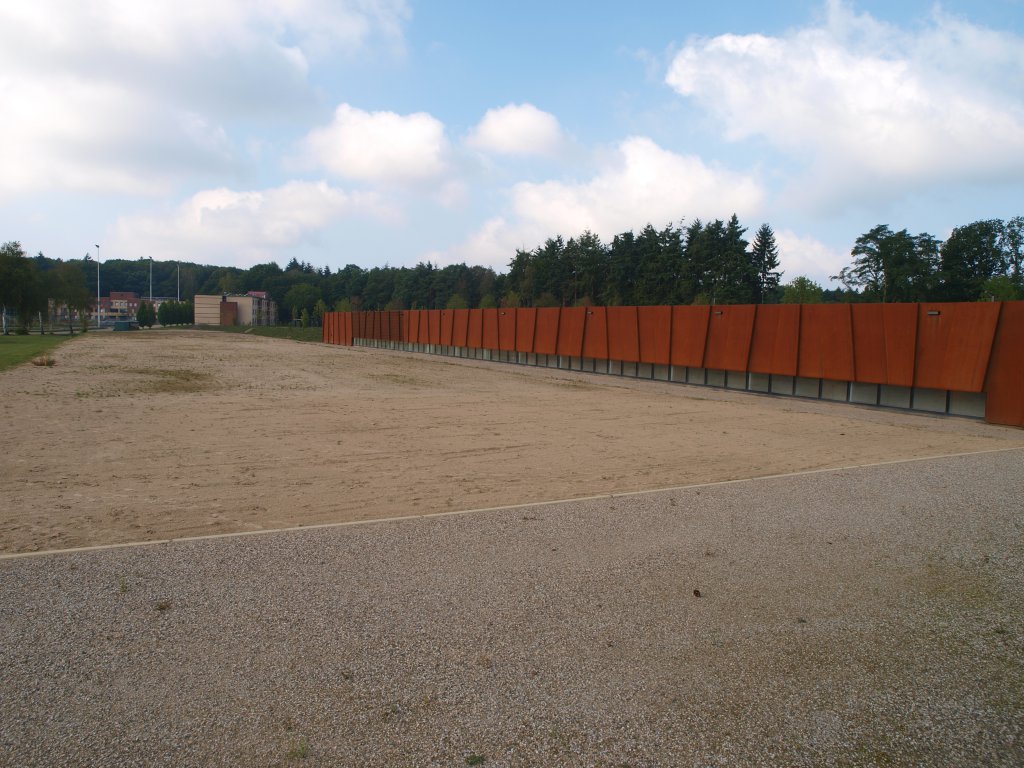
[2,330,1023,766]
[1,329,1023,555]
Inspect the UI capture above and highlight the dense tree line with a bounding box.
[832,218,1023,302]
[504,217,781,307]
[2,214,1020,333]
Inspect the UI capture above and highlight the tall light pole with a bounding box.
[177,262,180,301]
[149,256,153,302]
[94,244,101,328]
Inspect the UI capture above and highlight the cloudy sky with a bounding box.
[2,0,1022,285]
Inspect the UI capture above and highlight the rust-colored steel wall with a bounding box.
[799,304,855,381]
[638,306,672,365]
[582,307,609,359]
[467,309,483,348]
[882,304,918,386]
[850,303,918,386]
[498,309,517,351]
[426,310,440,345]
[516,308,537,353]
[453,309,470,347]
[557,307,586,357]
[985,301,1024,427]
[915,303,1000,392]
[704,305,756,372]
[534,308,560,354]
[748,304,800,376]
[482,308,499,350]
[408,310,421,345]
[607,306,640,362]
[440,310,455,346]
[670,306,710,368]
[322,303,1024,428]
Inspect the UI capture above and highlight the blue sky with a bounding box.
[2,0,1022,286]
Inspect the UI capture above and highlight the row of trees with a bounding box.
[832,218,1023,302]
[504,217,781,307]
[1,242,93,333]
[3,214,1021,333]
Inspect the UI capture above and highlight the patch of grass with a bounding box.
[367,372,424,386]
[197,324,324,343]
[155,599,172,611]
[125,368,215,394]
[0,334,72,372]
[465,755,487,766]
[286,738,309,760]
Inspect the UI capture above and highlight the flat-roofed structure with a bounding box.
[195,292,278,327]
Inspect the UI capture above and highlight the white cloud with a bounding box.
[0,0,411,198]
[110,180,392,266]
[466,103,564,156]
[511,137,762,236]
[774,229,848,285]
[303,104,450,183]
[444,136,764,269]
[665,0,1024,202]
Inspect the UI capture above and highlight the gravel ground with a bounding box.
[1,450,1022,767]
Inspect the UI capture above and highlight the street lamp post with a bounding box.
[94,244,101,328]
[149,257,153,303]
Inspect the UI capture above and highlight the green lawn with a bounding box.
[195,325,324,343]
[0,334,74,372]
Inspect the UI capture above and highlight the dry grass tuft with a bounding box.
[30,354,55,367]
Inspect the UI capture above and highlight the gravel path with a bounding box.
[2,450,1022,767]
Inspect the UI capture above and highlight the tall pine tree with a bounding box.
[750,223,782,303]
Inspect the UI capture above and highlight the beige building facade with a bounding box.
[195,293,278,326]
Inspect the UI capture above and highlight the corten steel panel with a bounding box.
[440,310,455,346]
[418,310,430,344]
[557,307,586,357]
[482,308,500,350]
[331,313,339,344]
[607,306,640,363]
[390,311,402,341]
[851,303,919,386]
[345,312,353,345]
[401,311,409,343]
[985,301,1024,427]
[428,310,442,345]
[534,307,560,354]
[515,308,537,353]
[748,304,800,376]
[798,304,855,381]
[704,305,756,372]
[408,310,420,345]
[915,302,1001,392]
[850,304,887,384]
[369,311,378,340]
[323,313,331,344]
[882,304,918,386]
[498,308,517,351]
[637,306,672,365]
[453,309,470,348]
[670,305,711,367]
[467,309,483,348]
[582,306,609,360]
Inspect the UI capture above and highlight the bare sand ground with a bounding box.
[2,329,1022,554]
